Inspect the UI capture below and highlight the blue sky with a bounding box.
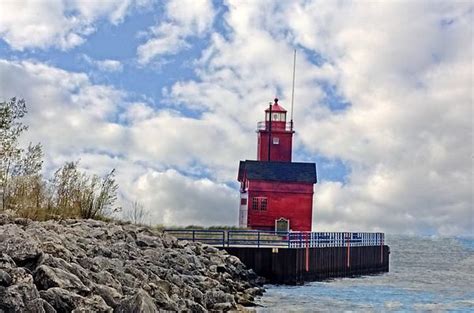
[0,0,472,236]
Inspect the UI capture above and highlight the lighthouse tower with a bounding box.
[257,98,294,162]
[238,99,317,231]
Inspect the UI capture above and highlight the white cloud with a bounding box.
[0,59,242,226]
[160,1,472,235]
[126,169,237,226]
[0,0,150,50]
[95,59,123,72]
[137,0,215,64]
[82,55,123,72]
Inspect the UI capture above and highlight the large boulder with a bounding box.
[0,224,42,266]
[91,283,122,308]
[39,287,83,313]
[114,289,157,313]
[34,265,90,295]
[0,283,41,312]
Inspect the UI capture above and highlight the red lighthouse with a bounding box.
[238,98,317,232]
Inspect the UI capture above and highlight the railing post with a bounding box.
[380,233,384,264]
[192,230,195,242]
[305,232,310,272]
[257,231,260,248]
[346,233,351,268]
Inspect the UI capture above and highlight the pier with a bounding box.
[164,230,390,284]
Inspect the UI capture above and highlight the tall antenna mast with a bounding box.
[290,49,296,131]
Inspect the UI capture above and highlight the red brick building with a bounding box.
[237,99,317,231]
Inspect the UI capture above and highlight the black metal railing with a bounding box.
[163,229,385,248]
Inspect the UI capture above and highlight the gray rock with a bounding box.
[40,241,73,262]
[39,287,83,313]
[142,283,172,307]
[187,300,207,313]
[161,234,177,248]
[28,298,57,313]
[191,287,204,305]
[114,289,157,313]
[0,269,12,287]
[0,254,16,269]
[154,280,172,295]
[0,283,40,312]
[7,268,34,285]
[135,233,162,248]
[38,255,90,287]
[205,289,235,308]
[34,265,90,294]
[72,295,112,313]
[245,286,264,296]
[92,270,124,290]
[0,225,42,265]
[92,284,122,308]
[212,302,234,311]
[236,291,255,306]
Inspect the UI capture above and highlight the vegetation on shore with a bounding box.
[0,97,120,221]
[0,97,238,230]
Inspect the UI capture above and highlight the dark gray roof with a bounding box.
[238,160,317,184]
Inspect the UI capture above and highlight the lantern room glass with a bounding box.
[265,112,286,122]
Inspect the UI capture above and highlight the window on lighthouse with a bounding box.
[273,137,279,144]
[266,112,286,121]
[252,197,268,211]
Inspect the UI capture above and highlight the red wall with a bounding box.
[257,130,293,162]
[247,180,313,231]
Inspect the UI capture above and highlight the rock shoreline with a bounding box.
[0,215,264,312]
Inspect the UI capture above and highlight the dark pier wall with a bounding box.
[224,246,390,285]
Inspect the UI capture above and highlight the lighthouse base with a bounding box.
[223,245,390,285]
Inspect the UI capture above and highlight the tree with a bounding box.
[50,161,120,219]
[7,143,44,214]
[49,161,81,217]
[0,98,28,210]
[79,168,120,219]
[125,200,148,225]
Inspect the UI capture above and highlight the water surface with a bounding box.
[256,236,474,312]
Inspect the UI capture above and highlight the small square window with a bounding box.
[240,198,247,205]
[273,137,279,145]
[252,197,268,211]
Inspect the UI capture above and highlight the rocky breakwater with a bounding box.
[0,215,264,312]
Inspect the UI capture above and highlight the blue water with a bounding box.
[256,235,474,312]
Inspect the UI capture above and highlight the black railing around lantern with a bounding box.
[256,121,294,132]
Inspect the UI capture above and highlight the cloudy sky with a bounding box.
[0,0,472,236]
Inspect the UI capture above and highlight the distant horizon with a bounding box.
[0,0,472,236]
